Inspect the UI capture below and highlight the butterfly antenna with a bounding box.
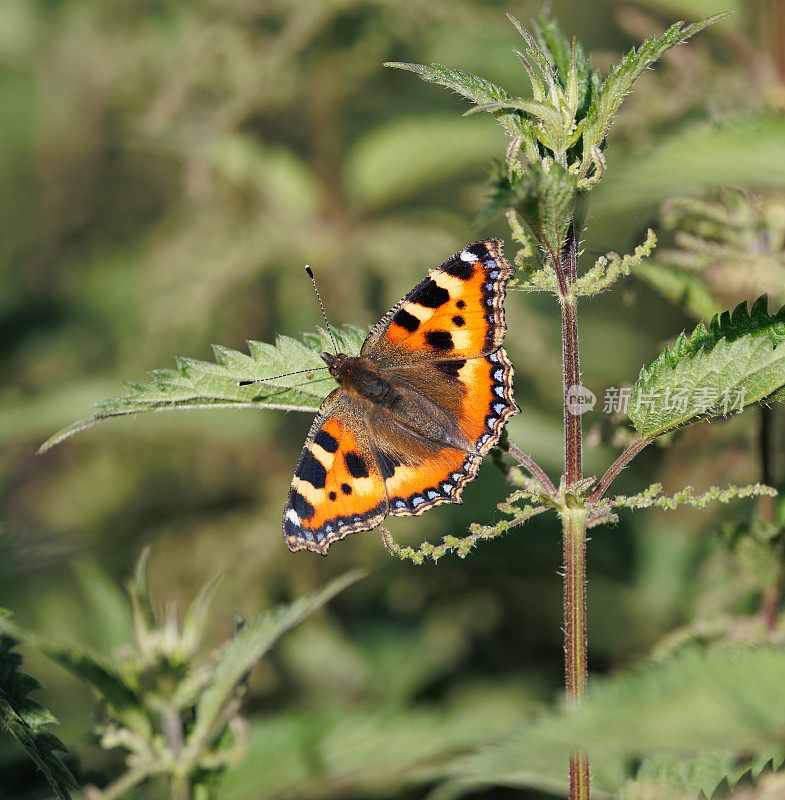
[305,265,339,355]
[237,366,327,387]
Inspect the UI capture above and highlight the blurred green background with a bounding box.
[1,0,784,797]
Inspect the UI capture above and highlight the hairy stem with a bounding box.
[557,223,590,800]
[560,226,582,489]
[562,507,590,800]
[501,439,556,495]
[590,436,652,503]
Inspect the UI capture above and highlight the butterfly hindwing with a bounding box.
[454,347,518,453]
[284,390,388,554]
[371,348,517,516]
[377,444,482,516]
[362,239,514,361]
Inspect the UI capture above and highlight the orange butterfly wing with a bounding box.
[362,239,512,359]
[283,390,388,554]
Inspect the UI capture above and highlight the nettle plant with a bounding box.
[37,11,785,800]
[1,553,361,800]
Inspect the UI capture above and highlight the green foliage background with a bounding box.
[1,0,784,798]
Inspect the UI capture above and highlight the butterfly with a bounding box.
[284,239,519,555]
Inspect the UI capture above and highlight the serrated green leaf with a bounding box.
[38,325,367,453]
[438,647,785,799]
[465,98,564,152]
[0,632,77,800]
[0,617,151,739]
[384,62,523,135]
[629,297,785,437]
[535,13,593,117]
[580,13,728,177]
[631,748,785,799]
[188,571,364,751]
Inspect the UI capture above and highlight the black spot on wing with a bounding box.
[456,299,466,309]
[445,261,474,280]
[435,359,466,378]
[291,490,315,520]
[296,450,327,489]
[341,482,352,495]
[314,429,339,453]
[464,242,489,260]
[452,315,465,326]
[329,491,337,501]
[344,451,370,479]
[393,308,420,333]
[425,330,453,351]
[376,450,400,480]
[411,279,449,309]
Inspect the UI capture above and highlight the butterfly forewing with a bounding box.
[362,239,514,360]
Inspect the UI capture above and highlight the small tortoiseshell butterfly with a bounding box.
[284,239,519,554]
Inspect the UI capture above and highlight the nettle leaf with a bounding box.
[384,62,523,136]
[629,297,785,438]
[466,98,563,152]
[0,617,151,739]
[39,325,367,453]
[579,13,728,177]
[189,571,363,751]
[633,748,785,799]
[0,631,77,800]
[535,13,593,117]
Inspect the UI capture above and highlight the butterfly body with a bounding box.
[284,239,519,555]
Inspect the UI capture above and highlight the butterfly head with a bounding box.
[321,351,366,385]
[320,351,348,378]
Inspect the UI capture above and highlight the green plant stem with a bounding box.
[562,507,590,800]
[589,436,652,503]
[162,707,190,800]
[171,775,190,800]
[501,439,556,494]
[560,226,582,489]
[557,224,590,800]
[84,766,154,800]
